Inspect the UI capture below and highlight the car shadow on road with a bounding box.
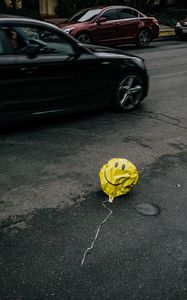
[0,108,111,136]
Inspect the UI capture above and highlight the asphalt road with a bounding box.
[0,39,187,300]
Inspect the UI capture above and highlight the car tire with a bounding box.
[136,29,151,48]
[75,32,92,44]
[176,33,186,41]
[113,73,144,112]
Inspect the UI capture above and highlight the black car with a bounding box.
[0,16,149,119]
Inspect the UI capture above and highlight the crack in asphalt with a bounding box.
[133,110,187,129]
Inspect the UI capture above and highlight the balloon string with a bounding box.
[81,201,112,266]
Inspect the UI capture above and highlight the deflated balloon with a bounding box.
[99,158,139,202]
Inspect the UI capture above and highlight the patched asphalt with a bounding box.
[1,152,186,300]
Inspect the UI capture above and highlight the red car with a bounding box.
[59,6,159,47]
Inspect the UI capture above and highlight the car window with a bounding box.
[68,8,102,23]
[131,9,139,18]
[138,11,145,18]
[117,8,137,19]
[0,37,4,54]
[0,29,9,54]
[3,27,27,51]
[101,9,117,21]
[3,25,75,56]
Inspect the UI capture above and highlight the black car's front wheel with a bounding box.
[76,32,92,44]
[114,73,144,112]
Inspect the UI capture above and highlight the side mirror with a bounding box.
[97,17,108,25]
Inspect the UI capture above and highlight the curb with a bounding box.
[158,29,176,40]
[159,29,175,36]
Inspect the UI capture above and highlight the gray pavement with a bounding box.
[1,152,187,300]
[0,39,187,300]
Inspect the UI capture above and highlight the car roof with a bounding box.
[0,14,59,30]
[0,14,23,18]
[82,5,140,10]
[104,5,137,8]
[78,6,144,15]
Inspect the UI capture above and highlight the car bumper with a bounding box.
[151,25,160,40]
[175,27,187,36]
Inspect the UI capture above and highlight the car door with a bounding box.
[0,28,19,114]
[2,23,109,114]
[116,8,139,42]
[92,8,119,44]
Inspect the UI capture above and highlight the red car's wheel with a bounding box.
[76,32,92,44]
[136,29,151,48]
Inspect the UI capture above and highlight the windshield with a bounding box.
[67,9,102,23]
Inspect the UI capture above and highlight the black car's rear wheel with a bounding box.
[114,73,144,112]
[76,32,92,44]
[137,29,151,48]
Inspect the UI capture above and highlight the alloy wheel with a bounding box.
[117,74,143,111]
[138,30,151,47]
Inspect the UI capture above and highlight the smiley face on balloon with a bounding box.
[99,158,139,202]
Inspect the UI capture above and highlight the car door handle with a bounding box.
[19,67,38,74]
[115,22,121,25]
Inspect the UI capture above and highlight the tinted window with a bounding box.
[3,27,27,52]
[0,37,4,54]
[3,25,75,56]
[68,9,102,23]
[131,9,139,18]
[101,9,117,21]
[117,8,137,19]
[0,30,7,54]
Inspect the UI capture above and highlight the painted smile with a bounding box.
[104,169,128,186]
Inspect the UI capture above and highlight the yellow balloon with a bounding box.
[99,158,139,202]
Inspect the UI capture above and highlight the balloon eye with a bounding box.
[122,164,125,170]
[115,162,118,168]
